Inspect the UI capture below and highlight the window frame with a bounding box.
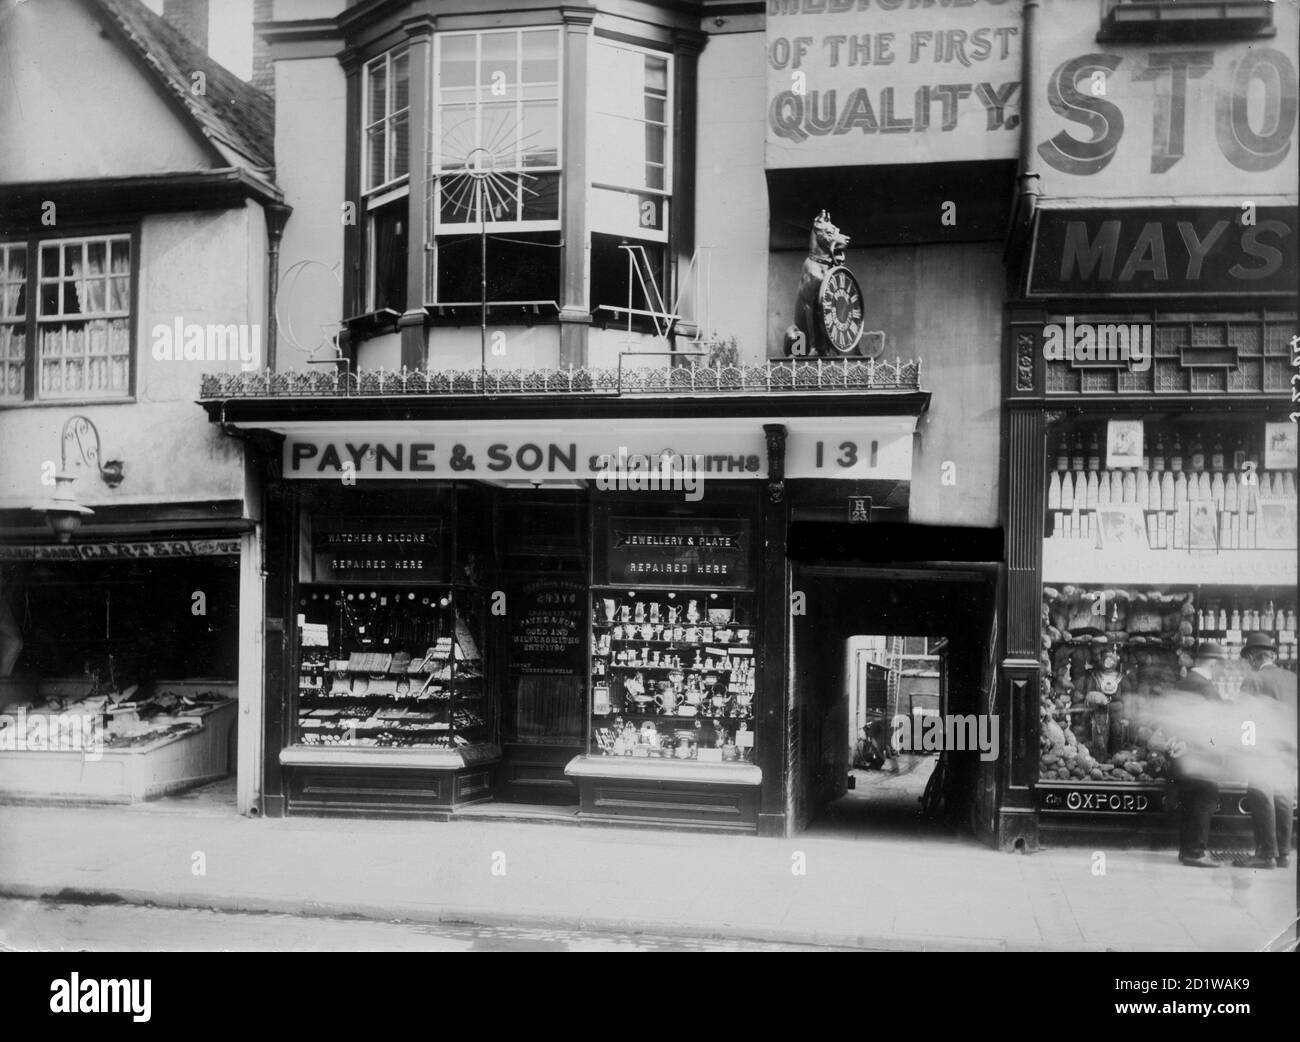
[588,37,673,246]
[429,27,564,238]
[361,45,413,315]
[0,227,139,406]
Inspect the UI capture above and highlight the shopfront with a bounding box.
[207,385,929,834]
[0,535,247,804]
[998,206,1298,849]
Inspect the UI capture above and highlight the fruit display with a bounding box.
[1039,585,1194,783]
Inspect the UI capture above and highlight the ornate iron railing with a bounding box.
[200,358,922,399]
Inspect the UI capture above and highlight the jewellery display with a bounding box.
[590,586,756,762]
[296,584,487,749]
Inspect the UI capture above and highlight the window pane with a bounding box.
[111,239,129,273]
[480,32,515,90]
[521,101,558,167]
[368,126,387,189]
[392,113,409,179]
[62,282,82,315]
[40,246,58,278]
[440,35,476,89]
[480,102,516,163]
[370,198,408,313]
[645,56,668,94]
[392,50,410,111]
[1,247,24,318]
[109,275,130,312]
[367,58,387,124]
[86,240,106,275]
[645,96,666,124]
[644,124,665,167]
[521,30,558,84]
[62,244,80,276]
[521,172,559,222]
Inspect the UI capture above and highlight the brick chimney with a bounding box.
[163,0,210,53]
[251,0,274,96]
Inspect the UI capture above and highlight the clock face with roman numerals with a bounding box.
[818,266,865,355]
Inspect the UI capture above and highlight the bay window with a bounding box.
[0,233,133,403]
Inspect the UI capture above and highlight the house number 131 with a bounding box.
[814,440,878,469]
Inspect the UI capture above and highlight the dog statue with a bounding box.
[783,210,850,357]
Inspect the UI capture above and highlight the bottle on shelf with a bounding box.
[1152,434,1166,473]
[1210,436,1225,474]
[1121,468,1136,504]
[1170,434,1184,473]
[1137,467,1151,510]
[1085,469,1100,510]
[1263,601,1275,632]
[1072,433,1086,473]
[1217,608,1228,630]
[1160,467,1176,512]
[1055,434,1070,473]
[1048,467,1062,511]
[1097,468,1112,507]
[1061,469,1075,511]
[1189,434,1205,473]
[1229,607,1241,632]
[1086,431,1101,473]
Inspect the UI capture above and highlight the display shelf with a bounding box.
[1042,543,1295,585]
[589,584,757,763]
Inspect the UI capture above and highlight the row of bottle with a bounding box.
[1054,430,1270,477]
[1196,604,1297,637]
[1048,466,1295,514]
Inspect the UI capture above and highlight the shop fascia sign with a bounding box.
[1026,205,1297,297]
[280,417,915,482]
[765,0,1023,168]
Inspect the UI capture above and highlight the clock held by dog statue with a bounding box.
[783,210,866,357]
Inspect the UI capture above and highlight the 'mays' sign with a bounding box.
[1028,206,1296,297]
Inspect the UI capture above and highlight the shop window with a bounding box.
[0,233,132,402]
[1040,416,1297,787]
[361,46,410,314]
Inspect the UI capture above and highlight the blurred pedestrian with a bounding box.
[1171,643,1230,868]
[1234,633,1297,870]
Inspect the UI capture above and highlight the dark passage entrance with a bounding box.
[788,563,999,841]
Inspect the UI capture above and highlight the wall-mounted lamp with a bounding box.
[46,472,94,543]
[42,415,121,542]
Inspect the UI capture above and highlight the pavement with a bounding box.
[0,787,1295,952]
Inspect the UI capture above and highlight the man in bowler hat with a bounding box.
[1235,633,1296,869]
[1170,642,1229,868]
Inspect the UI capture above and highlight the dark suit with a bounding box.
[1172,669,1222,860]
[1243,663,1297,860]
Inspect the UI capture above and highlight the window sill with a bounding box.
[343,308,402,341]
[424,301,559,327]
[0,395,137,410]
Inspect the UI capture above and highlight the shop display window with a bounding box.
[589,587,756,763]
[1038,416,1297,785]
[295,584,487,749]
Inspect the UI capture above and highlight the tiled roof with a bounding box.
[94,0,275,174]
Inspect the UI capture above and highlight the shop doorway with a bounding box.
[789,565,998,840]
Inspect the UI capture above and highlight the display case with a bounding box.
[588,586,757,764]
[294,584,488,750]
[1037,415,1297,786]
